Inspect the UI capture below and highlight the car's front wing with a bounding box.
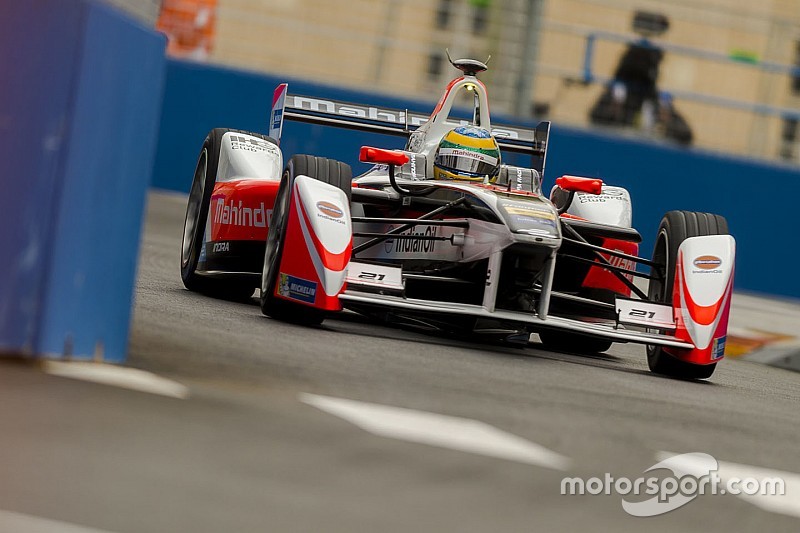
[338,289,695,349]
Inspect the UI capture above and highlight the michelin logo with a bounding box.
[278,273,317,304]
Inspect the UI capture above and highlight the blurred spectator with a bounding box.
[590,37,693,146]
[657,92,693,145]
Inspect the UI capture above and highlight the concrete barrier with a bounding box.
[0,0,166,362]
[152,60,800,299]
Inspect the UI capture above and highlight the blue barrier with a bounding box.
[546,127,800,297]
[0,0,166,361]
[153,60,800,298]
[152,61,420,192]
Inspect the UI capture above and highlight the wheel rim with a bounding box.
[648,229,669,304]
[647,228,669,357]
[181,149,208,267]
[261,175,289,297]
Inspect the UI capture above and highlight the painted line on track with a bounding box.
[657,451,800,518]
[301,393,570,470]
[42,361,189,399]
[0,509,116,533]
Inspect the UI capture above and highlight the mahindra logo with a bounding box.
[213,198,268,228]
[290,96,429,127]
[607,253,635,282]
[287,96,521,139]
[316,201,344,219]
[693,255,722,270]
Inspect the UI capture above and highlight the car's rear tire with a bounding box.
[539,331,613,354]
[260,155,352,325]
[181,128,276,301]
[646,211,728,379]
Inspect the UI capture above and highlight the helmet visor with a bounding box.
[436,147,499,178]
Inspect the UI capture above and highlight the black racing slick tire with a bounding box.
[180,128,277,301]
[646,211,729,380]
[538,331,613,355]
[260,155,352,325]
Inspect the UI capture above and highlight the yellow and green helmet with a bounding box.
[433,126,501,182]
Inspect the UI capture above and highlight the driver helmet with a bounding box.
[433,126,501,182]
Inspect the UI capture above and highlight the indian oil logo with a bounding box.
[693,255,722,270]
[316,201,344,219]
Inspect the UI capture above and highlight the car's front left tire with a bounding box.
[260,155,352,325]
[181,128,275,301]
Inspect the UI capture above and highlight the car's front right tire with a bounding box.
[646,210,728,380]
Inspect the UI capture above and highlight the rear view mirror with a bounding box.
[551,175,604,214]
[359,146,409,166]
[555,175,603,195]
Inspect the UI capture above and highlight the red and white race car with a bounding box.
[180,57,735,380]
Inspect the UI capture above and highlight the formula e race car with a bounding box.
[180,57,735,380]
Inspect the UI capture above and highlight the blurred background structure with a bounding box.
[102,0,162,25]
[147,0,800,162]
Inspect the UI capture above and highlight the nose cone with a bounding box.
[497,198,560,238]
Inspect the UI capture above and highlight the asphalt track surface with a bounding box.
[1,191,798,532]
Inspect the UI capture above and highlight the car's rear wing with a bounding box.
[269,83,551,178]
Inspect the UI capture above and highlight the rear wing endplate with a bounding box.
[269,83,551,178]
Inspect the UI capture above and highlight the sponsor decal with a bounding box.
[712,336,726,360]
[577,193,626,203]
[277,273,317,304]
[693,255,722,270]
[504,205,555,219]
[213,198,270,228]
[391,226,438,254]
[212,241,230,253]
[515,168,524,191]
[408,153,418,180]
[513,215,556,227]
[316,201,344,219]
[516,228,553,236]
[437,147,498,166]
[229,135,277,154]
[597,253,635,282]
[290,96,429,127]
[286,96,522,139]
[271,109,282,131]
[691,254,723,274]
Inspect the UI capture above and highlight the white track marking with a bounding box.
[0,509,116,533]
[657,451,800,518]
[301,393,570,470]
[43,362,189,399]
